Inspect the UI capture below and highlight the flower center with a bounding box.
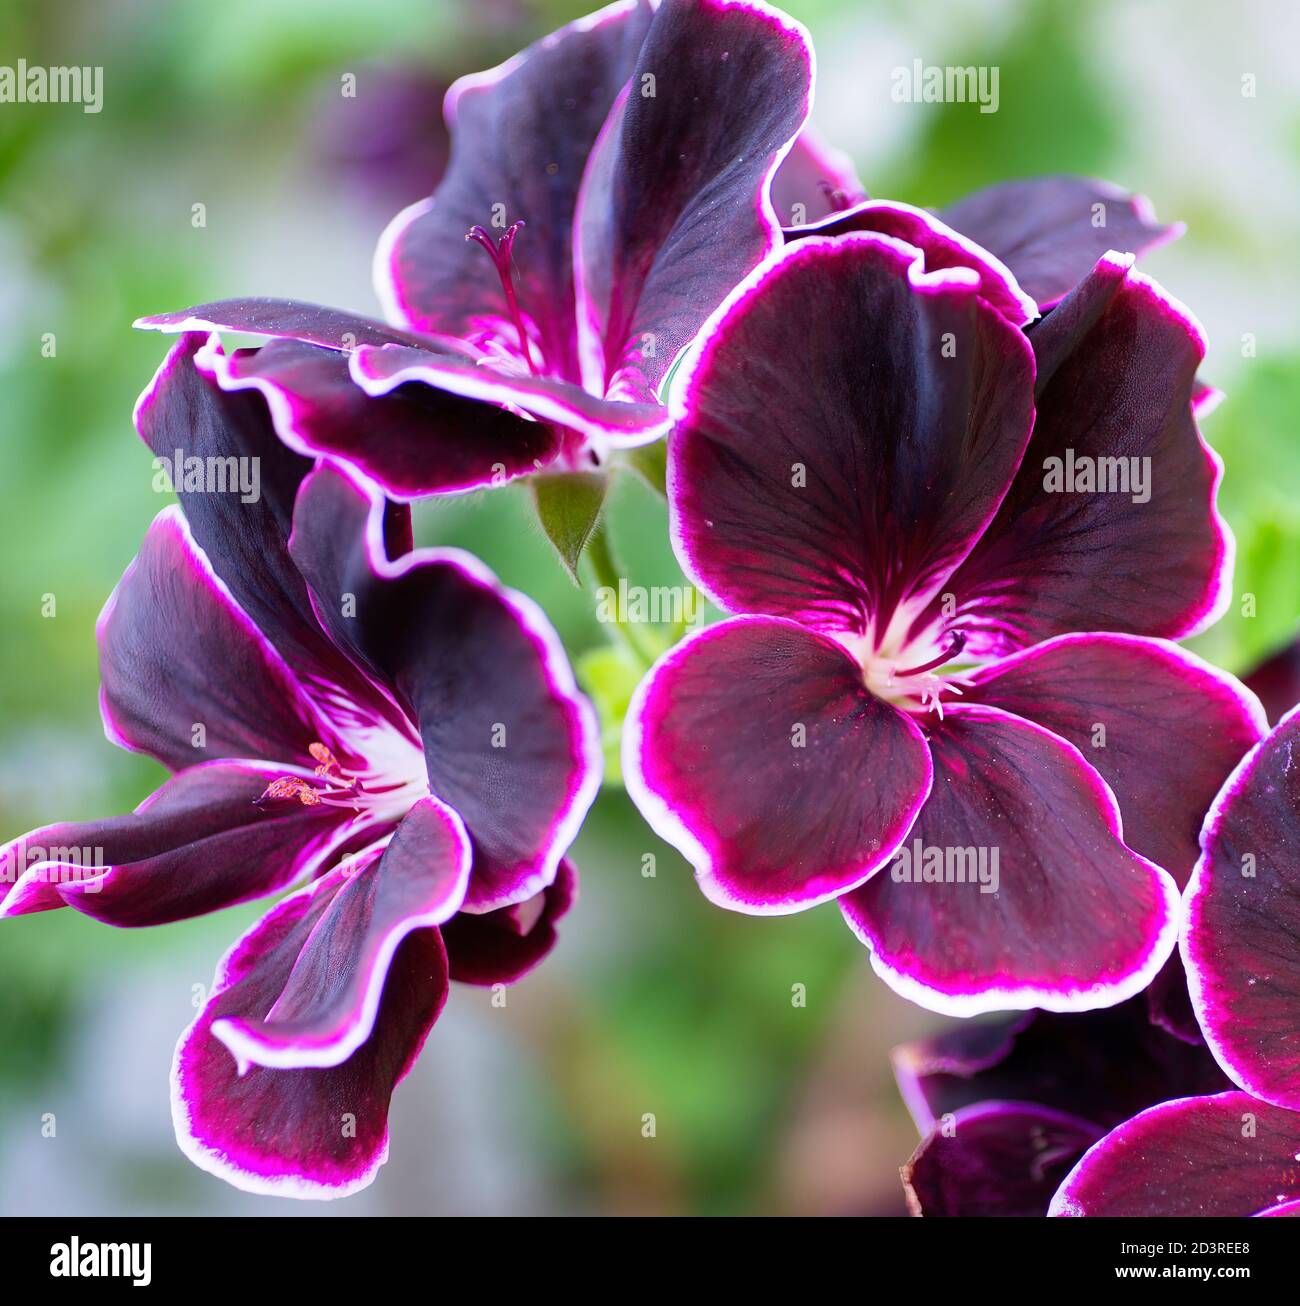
[837,610,970,716]
[466,221,540,376]
[256,732,429,826]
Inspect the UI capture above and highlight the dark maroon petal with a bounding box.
[573,0,813,402]
[623,615,932,913]
[135,297,435,351]
[966,633,1265,1041]
[443,858,577,985]
[669,234,1034,634]
[212,797,469,1070]
[785,199,1037,326]
[98,506,331,771]
[1049,1091,1300,1217]
[1244,633,1300,726]
[770,125,864,226]
[904,1103,1102,1217]
[1182,708,1300,1108]
[212,339,559,497]
[288,464,600,911]
[375,0,654,378]
[0,762,362,925]
[841,705,1180,1015]
[172,874,448,1198]
[349,342,670,448]
[966,634,1266,891]
[133,334,406,736]
[893,1000,1231,1136]
[937,253,1229,657]
[940,175,1182,309]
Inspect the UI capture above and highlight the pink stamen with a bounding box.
[894,632,967,679]
[466,222,539,375]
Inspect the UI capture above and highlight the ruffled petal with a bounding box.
[940,175,1182,309]
[966,634,1266,890]
[288,463,601,911]
[98,506,332,770]
[573,0,813,401]
[892,999,1230,1136]
[133,333,408,736]
[967,633,1265,1040]
[172,873,448,1198]
[212,797,469,1070]
[623,615,932,913]
[442,858,577,985]
[1182,707,1300,1107]
[904,1102,1102,1217]
[1049,1091,1300,1217]
[841,704,1180,1016]
[348,342,670,449]
[0,762,363,925]
[937,253,1229,656]
[668,233,1034,634]
[786,199,1037,326]
[374,0,654,377]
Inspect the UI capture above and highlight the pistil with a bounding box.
[466,222,539,376]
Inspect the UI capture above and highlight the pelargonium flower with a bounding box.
[0,332,599,1196]
[135,0,816,497]
[892,999,1231,1216]
[623,221,1267,1017]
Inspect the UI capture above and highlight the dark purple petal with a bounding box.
[770,125,864,226]
[785,199,1037,326]
[841,705,1180,1016]
[0,762,363,925]
[893,999,1231,1136]
[288,463,601,911]
[623,615,932,914]
[940,175,1182,309]
[966,632,1265,1041]
[904,1103,1102,1217]
[442,858,577,985]
[136,297,435,351]
[212,339,560,497]
[669,234,1034,634]
[349,342,670,448]
[573,0,813,401]
[936,253,1229,657]
[375,0,654,378]
[1244,633,1300,726]
[1182,707,1300,1108]
[212,797,469,1070]
[966,634,1266,891]
[133,334,408,736]
[172,873,448,1198]
[98,506,332,771]
[1049,1091,1300,1217]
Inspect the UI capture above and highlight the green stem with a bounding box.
[585,523,656,667]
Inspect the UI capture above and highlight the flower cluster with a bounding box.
[5,0,1294,1211]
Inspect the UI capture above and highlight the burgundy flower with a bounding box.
[788,175,1181,315]
[623,222,1265,1017]
[892,1000,1231,1216]
[136,0,815,496]
[0,333,599,1196]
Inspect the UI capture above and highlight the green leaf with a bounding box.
[532,471,608,583]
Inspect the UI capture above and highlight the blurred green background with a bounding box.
[0,0,1296,1214]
